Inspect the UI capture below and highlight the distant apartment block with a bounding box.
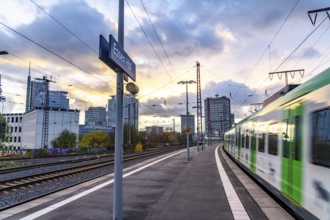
[2,113,23,148]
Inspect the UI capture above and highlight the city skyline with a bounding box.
[1,0,330,129]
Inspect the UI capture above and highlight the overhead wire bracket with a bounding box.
[308,7,330,25]
[268,69,304,86]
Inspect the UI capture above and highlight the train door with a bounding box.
[281,102,303,204]
[250,124,257,173]
[238,126,241,161]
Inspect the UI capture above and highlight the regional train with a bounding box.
[224,67,330,219]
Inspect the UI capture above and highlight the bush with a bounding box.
[135,143,143,153]
[0,161,19,168]
[24,150,33,158]
[34,149,49,158]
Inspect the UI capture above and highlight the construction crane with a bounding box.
[0,75,6,114]
[35,76,55,149]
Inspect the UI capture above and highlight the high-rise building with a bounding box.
[180,114,195,134]
[204,96,231,140]
[230,113,235,127]
[85,107,107,126]
[26,75,69,111]
[108,94,139,130]
[4,73,80,150]
[146,126,163,134]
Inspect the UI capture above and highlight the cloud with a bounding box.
[139,78,266,122]
[300,47,321,59]
[0,0,115,102]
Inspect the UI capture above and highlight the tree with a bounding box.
[51,129,77,148]
[79,130,109,148]
[123,124,140,149]
[0,114,9,144]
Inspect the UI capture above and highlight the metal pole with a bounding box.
[186,83,189,161]
[113,0,124,219]
[128,102,131,146]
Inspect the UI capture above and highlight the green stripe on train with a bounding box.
[281,102,303,205]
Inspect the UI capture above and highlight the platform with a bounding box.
[1,145,293,220]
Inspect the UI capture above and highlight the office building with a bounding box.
[146,126,164,134]
[26,75,69,111]
[85,107,107,127]
[21,108,79,149]
[108,94,139,130]
[204,96,231,140]
[180,114,195,134]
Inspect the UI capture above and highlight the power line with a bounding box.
[125,0,172,80]
[139,0,177,78]
[231,0,300,100]
[233,16,328,115]
[0,52,112,101]
[290,21,330,72]
[30,0,98,55]
[0,21,115,90]
[273,15,328,72]
[138,65,195,100]
[269,0,300,46]
[200,66,230,86]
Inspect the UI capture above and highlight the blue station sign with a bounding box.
[99,35,135,81]
[109,35,136,81]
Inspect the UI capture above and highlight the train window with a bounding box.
[268,133,278,155]
[251,133,256,151]
[258,133,265,152]
[283,119,290,158]
[294,116,301,161]
[312,108,330,167]
[238,130,241,148]
[245,134,250,149]
[241,132,244,148]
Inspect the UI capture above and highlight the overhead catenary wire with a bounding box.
[233,15,329,115]
[138,65,195,100]
[273,15,328,72]
[125,0,172,80]
[231,0,300,100]
[0,21,115,90]
[139,0,178,78]
[138,0,189,105]
[30,0,98,56]
[0,52,111,106]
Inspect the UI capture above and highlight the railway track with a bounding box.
[0,154,111,175]
[0,147,177,175]
[0,146,182,211]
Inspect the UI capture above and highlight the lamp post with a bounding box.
[178,80,196,161]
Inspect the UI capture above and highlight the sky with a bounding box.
[0,0,330,130]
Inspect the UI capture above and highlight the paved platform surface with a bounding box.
[1,145,293,220]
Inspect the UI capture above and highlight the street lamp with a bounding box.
[178,80,196,161]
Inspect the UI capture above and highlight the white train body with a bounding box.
[224,68,330,219]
